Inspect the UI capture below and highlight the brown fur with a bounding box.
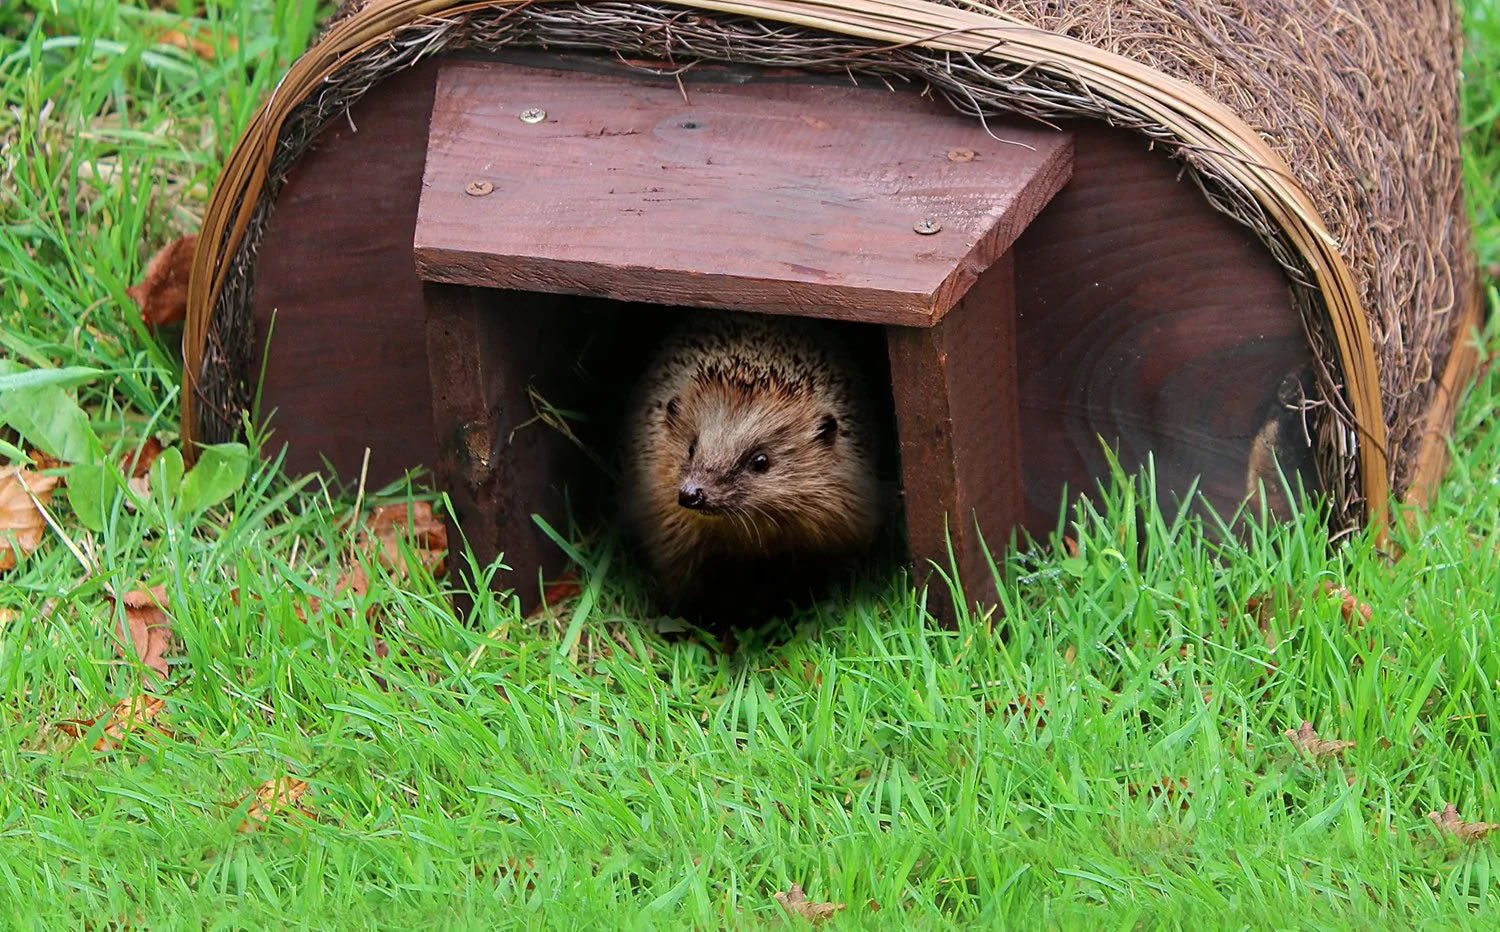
[624,311,882,606]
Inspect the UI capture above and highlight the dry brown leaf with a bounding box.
[525,571,584,621]
[26,450,65,473]
[773,884,844,923]
[362,501,448,575]
[57,694,170,751]
[1285,721,1355,760]
[107,585,174,678]
[238,776,313,832]
[1128,776,1192,812]
[1427,804,1500,842]
[986,694,1047,727]
[0,467,59,571]
[336,563,370,600]
[126,234,196,330]
[121,437,164,479]
[1319,580,1373,627]
[154,27,238,60]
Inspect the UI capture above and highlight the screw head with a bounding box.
[913,218,942,235]
[465,180,494,197]
[518,108,546,124]
[947,147,976,163]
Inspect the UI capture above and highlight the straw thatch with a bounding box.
[182,0,1477,533]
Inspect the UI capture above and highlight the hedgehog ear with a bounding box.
[665,397,680,421]
[816,414,838,445]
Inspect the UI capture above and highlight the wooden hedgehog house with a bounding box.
[182,0,1480,618]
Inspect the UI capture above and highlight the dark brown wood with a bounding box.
[414,59,1072,327]
[1011,122,1320,533]
[424,284,589,615]
[887,254,1024,621]
[252,62,439,488]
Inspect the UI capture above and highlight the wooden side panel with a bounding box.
[415,59,1072,327]
[1012,123,1320,532]
[424,285,589,615]
[251,62,439,488]
[888,255,1023,621]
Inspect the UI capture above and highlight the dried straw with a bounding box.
[182,0,1474,533]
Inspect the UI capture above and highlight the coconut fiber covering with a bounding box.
[181,0,1477,531]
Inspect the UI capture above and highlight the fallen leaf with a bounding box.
[126,234,196,330]
[362,501,447,576]
[1285,721,1355,760]
[335,563,370,600]
[479,857,537,892]
[773,884,844,923]
[121,436,164,478]
[238,776,313,832]
[0,467,59,571]
[26,450,65,473]
[57,694,170,750]
[525,571,584,621]
[1244,588,1297,650]
[107,585,173,678]
[986,694,1047,727]
[1128,776,1192,812]
[542,571,582,605]
[1319,580,1373,627]
[153,27,238,60]
[1427,804,1499,842]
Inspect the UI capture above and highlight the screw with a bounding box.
[465,180,494,197]
[947,148,976,163]
[913,218,942,235]
[680,120,700,130]
[518,108,546,124]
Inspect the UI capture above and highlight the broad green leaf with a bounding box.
[0,387,102,464]
[66,462,115,533]
[177,443,250,515]
[150,446,184,504]
[0,360,104,463]
[0,366,104,393]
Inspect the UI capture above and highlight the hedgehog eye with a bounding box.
[688,436,698,459]
[816,414,838,445]
[665,397,680,420]
[747,451,771,474]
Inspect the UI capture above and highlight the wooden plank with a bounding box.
[887,254,1023,622]
[252,62,439,488]
[415,59,1072,327]
[1011,122,1320,532]
[423,284,589,616]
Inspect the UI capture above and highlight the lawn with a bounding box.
[1,1,1498,927]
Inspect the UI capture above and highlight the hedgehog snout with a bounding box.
[678,484,708,510]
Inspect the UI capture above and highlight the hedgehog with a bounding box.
[622,311,884,617]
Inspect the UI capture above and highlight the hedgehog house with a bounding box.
[181,0,1480,618]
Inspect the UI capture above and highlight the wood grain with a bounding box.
[887,254,1023,623]
[424,284,592,616]
[251,62,439,488]
[1011,122,1320,532]
[414,58,1072,327]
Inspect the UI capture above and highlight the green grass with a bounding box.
[2,1,1499,927]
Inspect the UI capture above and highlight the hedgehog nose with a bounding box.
[678,485,707,510]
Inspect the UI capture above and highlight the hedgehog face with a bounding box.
[664,381,842,526]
